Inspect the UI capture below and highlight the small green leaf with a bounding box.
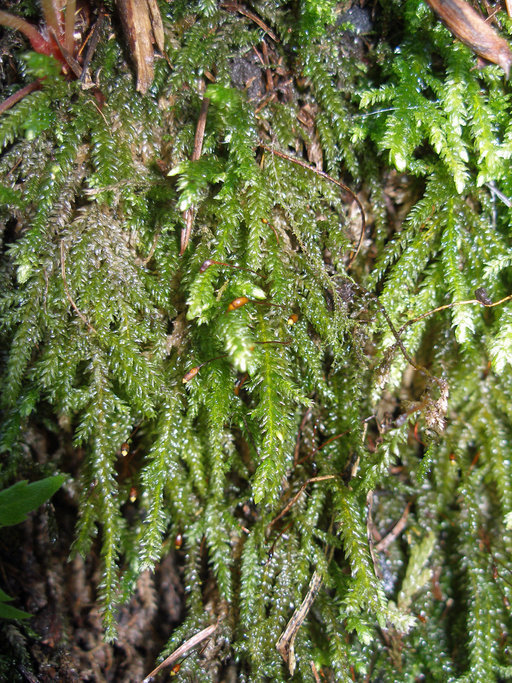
[0,587,32,620]
[0,475,67,528]
[0,601,32,621]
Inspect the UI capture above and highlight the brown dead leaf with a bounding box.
[116,0,165,93]
[425,0,512,77]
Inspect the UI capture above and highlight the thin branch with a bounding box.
[60,241,97,333]
[79,10,106,83]
[221,3,279,42]
[64,0,76,54]
[181,84,210,254]
[142,623,218,682]
[375,500,413,552]
[398,292,512,336]
[49,26,82,78]
[259,144,366,268]
[296,428,350,466]
[485,182,512,207]
[259,41,275,93]
[267,475,336,535]
[0,80,42,116]
[276,570,323,675]
[41,0,61,39]
[141,228,161,266]
[311,660,321,683]
[352,281,445,389]
[293,407,312,466]
[0,10,47,49]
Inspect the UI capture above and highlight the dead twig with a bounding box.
[116,0,165,93]
[181,83,210,254]
[221,3,279,42]
[425,0,512,76]
[79,10,105,84]
[142,623,218,682]
[267,475,336,536]
[49,26,83,78]
[259,40,275,93]
[259,144,365,268]
[293,407,313,466]
[276,570,323,675]
[375,500,413,553]
[60,241,97,334]
[0,79,42,116]
[398,292,512,337]
[140,228,161,266]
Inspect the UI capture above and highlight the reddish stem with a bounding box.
[0,10,49,52]
[0,79,42,116]
[64,0,76,54]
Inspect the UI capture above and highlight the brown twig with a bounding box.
[425,0,512,77]
[352,281,444,389]
[49,26,83,78]
[311,660,321,683]
[296,425,351,467]
[60,241,97,333]
[142,623,218,682]
[0,80,42,116]
[265,520,293,566]
[141,228,161,266]
[293,407,313,466]
[221,3,279,42]
[398,292,512,336]
[276,570,323,675]
[254,93,275,114]
[267,475,336,535]
[375,500,413,552]
[181,84,210,254]
[64,0,76,54]
[259,144,365,268]
[259,40,275,93]
[79,10,105,83]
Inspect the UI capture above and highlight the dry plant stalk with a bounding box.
[116,0,164,93]
[425,0,512,76]
[276,570,323,675]
[142,623,218,682]
[375,500,413,552]
[260,144,366,268]
[181,84,210,253]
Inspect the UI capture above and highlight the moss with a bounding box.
[2,0,512,679]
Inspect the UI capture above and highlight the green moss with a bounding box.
[2,0,512,678]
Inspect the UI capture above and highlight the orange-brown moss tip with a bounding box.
[287,313,299,325]
[227,296,249,312]
[234,373,249,395]
[129,486,137,502]
[120,442,130,457]
[174,533,183,549]
[182,366,200,383]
